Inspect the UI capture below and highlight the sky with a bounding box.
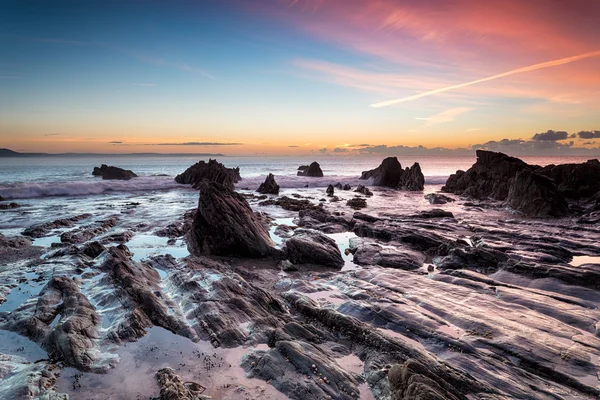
[1,0,600,156]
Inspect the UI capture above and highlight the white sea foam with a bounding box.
[0,176,185,199]
[0,174,450,199]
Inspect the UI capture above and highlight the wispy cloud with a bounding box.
[144,142,243,146]
[415,107,471,125]
[44,133,61,136]
[371,50,600,107]
[109,141,123,144]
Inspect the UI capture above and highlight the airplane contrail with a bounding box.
[370,50,600,108]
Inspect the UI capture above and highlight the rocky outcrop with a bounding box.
[282,229,344,268]
[347,197,367,210]
[175,159,241,190]
[60,217,118,244]
[297,162,324,177]
[351,240,425,270]
[259,196,322,211]
[0,234,42,264]
[187,180,275,257]
[425,193,454,204]
[389,360,464,400]
[243,340,361,400]
[442,150,533,200]
[22,213,92,238]
[0,202,20,210]
[506,169,569,218]
[92,164,137,180]
[354,185,373,196]
[360,157,424,191]
[256,173,280,195]
[154,368,210,400]
[538,159,600,199]
[326,184,335,197]
[0,354,66,399]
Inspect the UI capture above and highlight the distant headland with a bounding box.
[0,148,226,157]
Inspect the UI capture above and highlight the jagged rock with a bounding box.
[0,354,66,399]
[242,340,361,400]
[0,233,42,264]
[297,208,350,233]
[92,164,137,180]
[425,193,455,205]
[353,242,425,270]
[360,157,424,191]
[155,209,196,238]
[258,196,322,212]
[334,183,343,189]
[23,213,92,238]
[297,162,324,177]
[507,169,569,218]
[257,173,280,195]
[389,359,463,400]
[60,217,118,244]
[82,241,105,259]
[343,184,351,190]
[0,202,20,210]
[100,245,196,342]
[442,150,532,200]
[187,180,275,257]
[538,159,600,199]
[347,197,367,210]
[434,246,508,273]
[282,229,344,268]
[154,368,210,400]
[354,185,373,196]
[412,209,454,219]
[175,159,240,190]
[326,184,335,197]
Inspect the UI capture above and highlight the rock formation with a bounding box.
[187,180,275,257]
[92,164,137,180]
[506,169,569,218]
[360,157,424,191]
[256,173,280,195]
[354,185,373,196]
[346,197,367,210]
[326,184,334,197]
[175,159,241,190]
[425,193,454,204]
[154,368,210,400]
[282,229,344,268]
[297,162,324,177]
[538,159,600,199]
[442,150,532,200]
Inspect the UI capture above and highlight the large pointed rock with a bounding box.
[187,180,275,257]
[257,173,280,195]
[360,157,424,191]
[175,159,241,190]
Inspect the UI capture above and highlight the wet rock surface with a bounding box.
[360,157,424,191]
[175,159,241,190]
[506,169,569,218]
[92,164,138,180]
[297,162,324,177]
[2,165,600,400]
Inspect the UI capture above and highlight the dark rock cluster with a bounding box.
[92,164,138,180]
[297,162,324,177]
[360,157,424,191]
[175,159,241,190]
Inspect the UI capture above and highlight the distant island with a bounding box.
[0,148,226,157]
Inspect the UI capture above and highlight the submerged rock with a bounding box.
[347,197,367,210]
[297,162,324,177]
[354,185,373,196]
[257,173,280,195]
[187,180,275,257]
[360,157,424,191]
[175,159,241,190]
[506,169,569,218]
[0,202,20,210]
[22,213,92,238]
[92,164,137,180]
[425,193,455,204]
[282,229,344,268]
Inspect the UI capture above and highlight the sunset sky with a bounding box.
[1,0,600,155]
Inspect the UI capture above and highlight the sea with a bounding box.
[0,154,595,199]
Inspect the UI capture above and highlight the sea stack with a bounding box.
[360,157,424,191]
[297,162,324,177]
[92,164,137,180]
[257,173,280,195]
[175,159,241,190]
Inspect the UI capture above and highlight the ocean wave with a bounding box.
[0,174,450,199]
[0,177,186,199]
